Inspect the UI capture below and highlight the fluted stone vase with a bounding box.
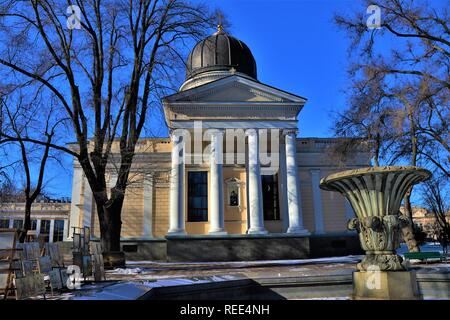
[320,166,431,272]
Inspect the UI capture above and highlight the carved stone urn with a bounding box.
[320,166,431,272]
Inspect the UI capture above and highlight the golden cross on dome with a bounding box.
[216,11,224,33]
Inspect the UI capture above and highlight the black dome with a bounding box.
[186,29,257,80]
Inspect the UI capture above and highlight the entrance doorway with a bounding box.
[261,174,280,220]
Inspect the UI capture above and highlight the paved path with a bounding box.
[31,255,450,300]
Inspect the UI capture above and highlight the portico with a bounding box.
[164,73,310,237]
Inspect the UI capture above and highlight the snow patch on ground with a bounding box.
[124,255,362,268]
[110,267,143,275]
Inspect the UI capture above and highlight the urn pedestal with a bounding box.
[320,166,431,299]
[353,271,419,300]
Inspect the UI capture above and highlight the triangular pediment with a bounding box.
[163,75,307,104]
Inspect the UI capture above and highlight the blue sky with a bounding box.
[45,0,368,198]
[214,0,360,138]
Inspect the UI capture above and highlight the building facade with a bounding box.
[0,200,70,243]
[404,206,450,239]
[68,28,370,260]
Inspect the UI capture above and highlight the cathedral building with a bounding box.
[68,27,369,261]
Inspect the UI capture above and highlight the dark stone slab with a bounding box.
[309,233,363,258]
[120,239,167,261]
[70,233,364,262]
[166,234,310,262]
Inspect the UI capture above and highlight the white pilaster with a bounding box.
[143,174,154,237]
[168,131,186,235]
[285,130,309,235]
[68,164,83,239]
[209,130,227,234]
[83,177,93,228]
[310,169,325,234]
[49,219,55,243]
[246,129,267,234]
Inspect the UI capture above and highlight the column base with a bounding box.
[248,228,268,235]
[286,227,310,235]
[208,230,228,236]
[167,229,187,236]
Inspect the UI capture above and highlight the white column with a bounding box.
[209,130,227,234]
[8,219,14,229]
[246,129,267,234]
[311,169,325,234]
[49,219,55,243]
[143,174,154,237]
[36,219,41,237]
[278,137,289,232]
[83,177,93,228]
[68,164,83,239]
[168,131,186,235]
[63,219,69,240]
[285,130,309,235]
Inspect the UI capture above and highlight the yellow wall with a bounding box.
[223,167,248,234]
[152,172,170,237]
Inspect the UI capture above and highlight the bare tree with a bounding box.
[0,94,64,242]
[422,178,450,254]
[331,67,397,167]
[334,0,449,252]
[0,176,20,203]
[335,0,449,177]
[0,1,220,264]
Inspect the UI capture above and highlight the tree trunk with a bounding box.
[402,102,420,252]
[99,205,122,252]
[18,200,32,243]
[97,189,125,268]
[402,191,420,252]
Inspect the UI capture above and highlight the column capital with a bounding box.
[143,173,154,183]
[282,129,298,137]
[169,128,189,141]
[207,128,225,141]
[209,128,225,134]
[245,128,259,137]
